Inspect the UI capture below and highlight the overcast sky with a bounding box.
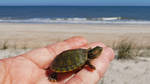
[0,0,150,6]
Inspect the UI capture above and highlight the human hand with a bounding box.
[0,36,114,84]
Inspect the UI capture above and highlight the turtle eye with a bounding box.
[93,50,100,55]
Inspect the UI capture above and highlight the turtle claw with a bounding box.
[86,60,96,70]
[48,72,57,82]
[49,77,57,82]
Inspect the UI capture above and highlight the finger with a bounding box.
[22,36,88,69]
[81,41,106,49]
[66,42,114,84]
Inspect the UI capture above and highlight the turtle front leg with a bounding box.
[48,72,57,82]
[86,60,96,70]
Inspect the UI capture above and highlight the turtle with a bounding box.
[46,46,103,82]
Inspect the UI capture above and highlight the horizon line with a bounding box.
[0,5,150,6]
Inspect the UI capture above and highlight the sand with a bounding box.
[0,49,150,84]
[0,23,150,49]
[0,23,150,84]
[99,57,150,84]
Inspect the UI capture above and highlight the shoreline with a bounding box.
[1,22,150,25]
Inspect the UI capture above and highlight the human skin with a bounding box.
[0,36,114,84]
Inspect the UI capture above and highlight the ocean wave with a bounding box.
[0,17,150,24]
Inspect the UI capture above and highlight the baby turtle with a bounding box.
[47,46,103,82]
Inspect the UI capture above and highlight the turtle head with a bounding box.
[88,46,103,59]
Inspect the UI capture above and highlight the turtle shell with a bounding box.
[50,49,88,72]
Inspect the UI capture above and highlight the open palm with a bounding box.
[0,36,114,84]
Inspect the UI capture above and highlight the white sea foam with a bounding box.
[0,17,150,24]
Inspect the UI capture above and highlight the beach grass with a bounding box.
[0,38,149,59]
[114,39,138,60]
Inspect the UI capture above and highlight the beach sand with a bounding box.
[0,23,150,49]
[0,23,150,84]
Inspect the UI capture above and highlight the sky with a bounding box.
[0,0,150,6]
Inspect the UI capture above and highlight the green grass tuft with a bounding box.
[115,39,136,60]
[3,40,8,50]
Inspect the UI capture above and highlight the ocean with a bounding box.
[0,6,150,24]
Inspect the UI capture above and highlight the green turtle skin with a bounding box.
[47,46,103,82]
[51,49,88,72]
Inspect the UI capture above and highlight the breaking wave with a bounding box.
[0,17,150,24]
